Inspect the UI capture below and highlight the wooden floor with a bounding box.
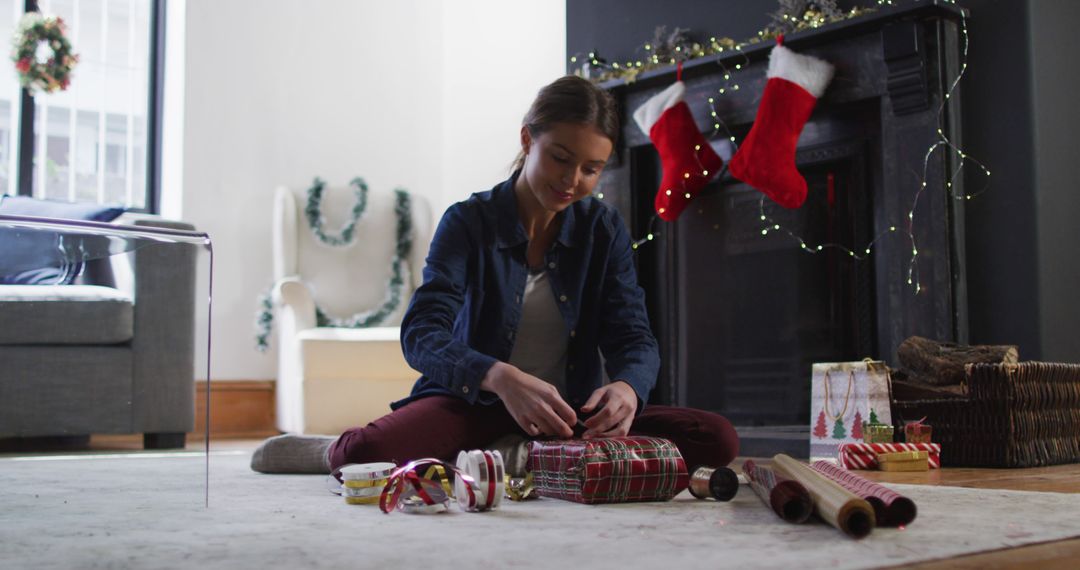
[13,435,1080,569]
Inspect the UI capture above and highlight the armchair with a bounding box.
[272,182,432,435]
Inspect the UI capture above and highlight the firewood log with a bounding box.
[896,336,1018,386]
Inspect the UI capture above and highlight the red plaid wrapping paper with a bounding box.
[839,442,942,469]
[526,436,689,504]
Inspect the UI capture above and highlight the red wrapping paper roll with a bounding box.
[742,459,813,523]
[810,460,917,527]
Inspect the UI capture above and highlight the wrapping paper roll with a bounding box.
[810,460,918,527]
[742,459,812,523]
[772,454,876,539]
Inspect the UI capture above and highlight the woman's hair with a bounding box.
[512,75,620,173]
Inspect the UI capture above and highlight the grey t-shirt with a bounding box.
[507,269,568,396]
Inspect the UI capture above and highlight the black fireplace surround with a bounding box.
[597,0,969,449]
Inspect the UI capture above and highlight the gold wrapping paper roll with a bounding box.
[772,454,876,539]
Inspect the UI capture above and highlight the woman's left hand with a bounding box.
[580,381,638,438]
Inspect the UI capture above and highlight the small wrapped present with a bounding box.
[904,418,933,444]
[862,421,895,444]
[526,436,689,504]
[839,442,942,470]
[878,450,930,472]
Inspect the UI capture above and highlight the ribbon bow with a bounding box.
[379,450,503,514]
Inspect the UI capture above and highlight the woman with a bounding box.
[252,76,738,475]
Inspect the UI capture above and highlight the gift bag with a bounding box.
[526,436,689,504]
[809,361,893,460]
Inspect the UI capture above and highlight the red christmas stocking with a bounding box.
[633,80,723,222]
[729,42,834,209]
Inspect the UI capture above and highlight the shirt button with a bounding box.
[559,295,568,303]
[548,262,556,269]
[515,295,522,303]
[462,386,470,394]
[507,331,514,340]
[570,329,576,338]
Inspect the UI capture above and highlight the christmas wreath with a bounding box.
[11,12,78,94]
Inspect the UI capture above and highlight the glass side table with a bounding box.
[0,213,214,508]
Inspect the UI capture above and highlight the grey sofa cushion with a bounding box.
[0,345,133,436]
[0,285,133,345]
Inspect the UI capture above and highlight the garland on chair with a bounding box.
[254,187,414,352]
[305,177,369,246]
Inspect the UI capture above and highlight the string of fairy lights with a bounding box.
[576,0,988,295]
[758,3,988,294]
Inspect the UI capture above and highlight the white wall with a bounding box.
[171,0,565,380]
[440,1,566,213]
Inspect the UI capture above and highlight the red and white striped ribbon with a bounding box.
[379,450,505,514]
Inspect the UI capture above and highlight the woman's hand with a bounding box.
[580,381,638,438]
[481,362,577,438]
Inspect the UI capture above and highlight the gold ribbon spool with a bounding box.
[343,478,389,489]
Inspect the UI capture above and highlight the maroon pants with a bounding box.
[328,395,740,472]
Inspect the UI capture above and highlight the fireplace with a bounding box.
[598,0,969,454]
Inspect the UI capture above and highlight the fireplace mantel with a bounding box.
[596,0,970,442]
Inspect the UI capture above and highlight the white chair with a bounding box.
[271,181,432,435]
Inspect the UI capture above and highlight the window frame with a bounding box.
[13,0,165,214]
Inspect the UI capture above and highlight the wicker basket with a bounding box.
[891,362,1080,468]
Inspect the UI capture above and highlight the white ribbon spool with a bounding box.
[455,449,505,512]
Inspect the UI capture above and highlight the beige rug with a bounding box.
[2,450,1079,569]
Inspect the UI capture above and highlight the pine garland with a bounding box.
[305,177,368,246]
[571,1,876,84]
[255,186,414,353]
[314,189,412,328]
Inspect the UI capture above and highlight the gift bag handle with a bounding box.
[861,358,896,425]
[823,369,855,421]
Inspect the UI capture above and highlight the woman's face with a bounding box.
[520,122,613,213]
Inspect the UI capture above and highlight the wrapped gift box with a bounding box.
[526,436,688,504]
[877,450,930,472]
[839,442,942,470]
[904,421,933,444]
[862,422,895,443]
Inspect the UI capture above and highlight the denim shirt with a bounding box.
[394,173,660,413]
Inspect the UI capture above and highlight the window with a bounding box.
[0,0,163,212]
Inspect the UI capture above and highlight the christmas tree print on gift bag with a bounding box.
[809,361,893,461]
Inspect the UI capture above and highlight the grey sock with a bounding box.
[250,434,336,474]
[486,434,530,477]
